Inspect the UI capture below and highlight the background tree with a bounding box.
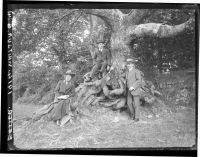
[12,8,196,104]
[84,9,195,70]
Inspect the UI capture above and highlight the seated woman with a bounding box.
[48,70,77,126]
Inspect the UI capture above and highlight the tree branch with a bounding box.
[34,9,80,45]
[64,11,83,37]
[89,15,93,38]
[124,9,150,25]
[126,18,194,38]
[50,9,80,31]
[84,9,122,31]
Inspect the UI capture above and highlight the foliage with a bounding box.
[12,9,195,106]
[132,9,195,73]
[156,69,195,107]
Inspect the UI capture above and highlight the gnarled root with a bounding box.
[112,97,126,109]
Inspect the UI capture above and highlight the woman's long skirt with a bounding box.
[48,98,71,121]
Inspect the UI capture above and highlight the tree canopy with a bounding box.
[12,8,196,104]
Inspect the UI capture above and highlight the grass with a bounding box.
[13,101,196,149]
[12,69,196,149]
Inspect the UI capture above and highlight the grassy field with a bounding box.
[13,101,196,149]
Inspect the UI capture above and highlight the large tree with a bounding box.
[12,8,196,105]
[13,8,195,72]
[83,9,195,70]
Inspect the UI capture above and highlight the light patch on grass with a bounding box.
[13,102,196,149]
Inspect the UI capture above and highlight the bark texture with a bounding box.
[84,9,195,71]
[127,18,194,38]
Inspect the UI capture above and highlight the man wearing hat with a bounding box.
[89,40,111,80]
[126,58,143,122]
[54,70,76,102]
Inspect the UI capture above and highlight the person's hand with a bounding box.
[107,65,111,71]
[103,86,110,97]
[129,86,135,91]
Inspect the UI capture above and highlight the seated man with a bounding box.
[100,70,127,110]
[89,41,111,81]
[80,77,104,106]
[109,77,126,110]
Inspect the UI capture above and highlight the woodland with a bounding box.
[12,8,196,148]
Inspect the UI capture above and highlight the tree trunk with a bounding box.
[84,9,194,70]
[75,9,194,108]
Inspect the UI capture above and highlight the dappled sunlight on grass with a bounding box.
[13,101,196,149]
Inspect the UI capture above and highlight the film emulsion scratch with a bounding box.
[10,4,197,151]
[7,10,13,142]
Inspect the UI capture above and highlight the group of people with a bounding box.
[49,41,146,126]
[85,40,145,122]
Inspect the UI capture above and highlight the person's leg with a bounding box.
[103,99,120,107]
[76,86,87,102]
[92,96,105,105]
[114,97,126,109]
[50,101,63,121]
[103,86,110,97]
[100,61,107,73]
[127,90,134,119]
[54,92,60,103]
[133,96,140,120]
[90,62,102,78]
[81,89,97,106]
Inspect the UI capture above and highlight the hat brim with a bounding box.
[126,59,139,64]
[97,41,105,44]
[65,73,75,76]
[126,61,137,64]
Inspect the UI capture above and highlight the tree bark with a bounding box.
[84,9,194,41]
[83,9,194,69]
[84,9,125,31]
[126,18,194,38]
[74,9,194,108]
[123,9,151,26]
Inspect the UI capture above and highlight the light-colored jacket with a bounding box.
[126,68,143,96]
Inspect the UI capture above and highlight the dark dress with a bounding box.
[48,80,75,121]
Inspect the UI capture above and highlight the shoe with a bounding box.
[85,77,92,82]
[133,118,139,122]
[130,115,134,120]
[56,120,60,126]
[98,72,102,79]
[130,115,139,122]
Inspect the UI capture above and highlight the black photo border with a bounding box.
[1,1,199,156]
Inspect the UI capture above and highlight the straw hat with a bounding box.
[126,58,139,64]
[96,39,105,44]
[64,70,75,76]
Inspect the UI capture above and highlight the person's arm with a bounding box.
[65,81,76,95]
[103,85,110,97]
[129,70,142,91]
[136,70,142,81]
[75,84,83,93]
[127,70,135,91]
[92,49,97,65]
[109,79,125,96]
[54,81,61,93]
[84,81,95,86]
[106,49,111,66]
